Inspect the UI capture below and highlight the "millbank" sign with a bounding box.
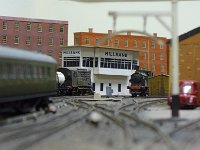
[104,51,127,58]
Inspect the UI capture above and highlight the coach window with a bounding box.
[100,83,104,91]
[118,84,121,92]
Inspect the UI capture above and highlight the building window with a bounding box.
[63,57,80,67]
[60,38,64,46]
[118,84,121,92]
[92,83,95,91]
[85,37,90,44]
[25,36,31,45]
[82,57,98,67]
[124,39,128,47]
[2,35,7,44]
[142,41,146,48]
[152,64,155,72]
[48,50,53,56]
[160,65,164,73]
[2,21,7,30]
[95,38,99,45]
[160,52,164,60]
[48,37,53,46]
[14,36,19,44]
[160,41,164,49]
[49,24,54,32]
[74,37,79,45]
[26,22,31,31]
[143,52,146,60]
[114,39,119,46]
[152,53,155,60]
[15,22,19,31]
[143,65,147,71]
[100,83,104,91]
[38,23,42,32]
[133,40,137,48]
[60,25,64,32]
[37,36,42,45]
[100,58,132,70]
[151,41,155,48]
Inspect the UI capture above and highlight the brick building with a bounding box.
[0,16,68,66]
[74,28,168,76]
[173,26,200,81]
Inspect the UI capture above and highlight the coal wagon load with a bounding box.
[127,71,149,97]
[56,68,93,96]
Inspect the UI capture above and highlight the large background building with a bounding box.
[74,28,168,76]
[0,16,68,66]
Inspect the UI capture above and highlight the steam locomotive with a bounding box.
[56,68,93,96]
[127,70,149,97]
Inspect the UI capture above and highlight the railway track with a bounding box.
[1,96,199,150]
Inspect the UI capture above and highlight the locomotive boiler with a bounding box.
[127,71,149,97]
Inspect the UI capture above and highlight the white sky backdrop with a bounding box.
[0,0,200,45]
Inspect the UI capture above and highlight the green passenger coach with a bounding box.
[0,46,57,112]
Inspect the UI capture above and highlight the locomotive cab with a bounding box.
[168,80,200,108]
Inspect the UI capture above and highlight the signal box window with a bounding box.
[100,83,104,91]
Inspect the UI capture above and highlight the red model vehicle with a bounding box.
[168,80,200,108]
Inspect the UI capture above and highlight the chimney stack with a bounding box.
[127,31,131,35]
[108,30,112,34]
[89,28,93,33]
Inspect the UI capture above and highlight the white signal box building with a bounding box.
[61,46,139,95]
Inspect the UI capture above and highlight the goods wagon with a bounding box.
[57,68,93,96]
[148,74,169,97]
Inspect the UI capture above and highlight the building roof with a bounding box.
[168,26,200,44]
[0,16,68,24]
[179,26,200,42]
[0,46,57,63]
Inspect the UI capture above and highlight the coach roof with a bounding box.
[0,46,57,64]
